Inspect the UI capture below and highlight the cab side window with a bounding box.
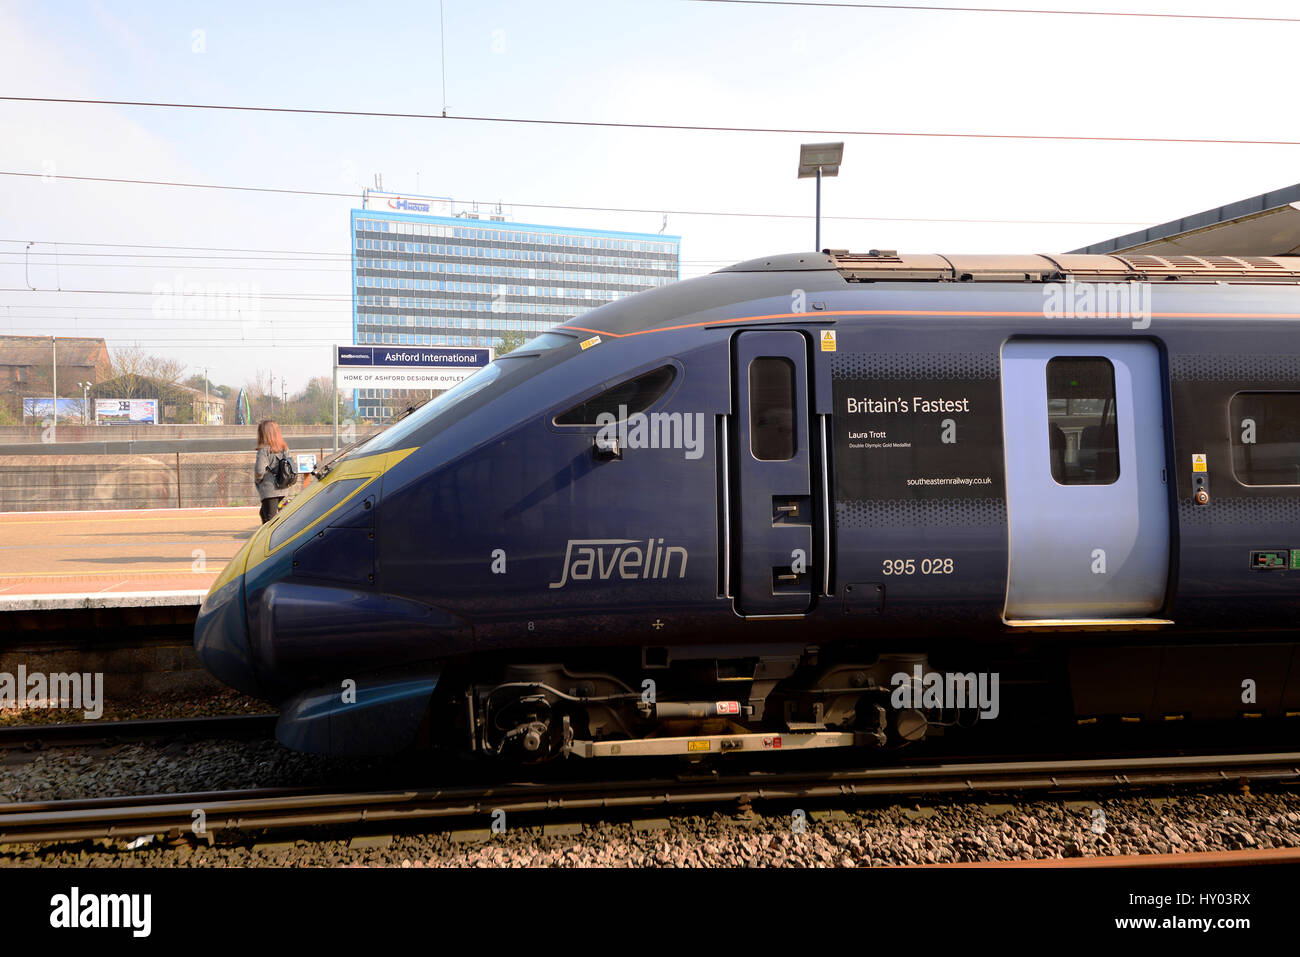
[748,357,795,461]
[554,366,676,425]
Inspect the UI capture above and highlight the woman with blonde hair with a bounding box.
[254,419,292,523]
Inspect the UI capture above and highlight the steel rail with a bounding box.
[2,750,1300,846]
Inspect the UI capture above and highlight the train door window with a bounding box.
[1045,357,1119,485]
[749,357,796,461]
[1230,392,1300,486]
[553,365,676,425]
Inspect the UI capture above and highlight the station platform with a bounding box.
[0,507,260,610]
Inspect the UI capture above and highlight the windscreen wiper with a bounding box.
[313,399,430,478]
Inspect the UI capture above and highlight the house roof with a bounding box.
[0,336,110,369]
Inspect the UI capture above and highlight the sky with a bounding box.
[3,0,1300,394]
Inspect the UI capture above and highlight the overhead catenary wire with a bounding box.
[0,249,738,267]
[3,249,355,262]
[2,96,1297,147]
[1,260,352,272]
[0,287,354,301]
[0,242,768,265]
[2,303,350,313]
[2,239,361,258]
[2,344,387,349]
[1,11,1279,382]
[0,172,1157,226]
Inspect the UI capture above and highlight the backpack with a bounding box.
[273,451,298,489]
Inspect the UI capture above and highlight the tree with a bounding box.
[103,345,193,422]
[105,344,154,398]
[242,370,274,422]
[145,354,189,421]
[185,373,226,399]
[184,374,229,423]
[297,376,338,424]
[244,369,273,400]
[497,330,529,355]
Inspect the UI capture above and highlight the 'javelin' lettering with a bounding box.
[549,538,689,588]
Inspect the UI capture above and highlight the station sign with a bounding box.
[334,345,492,389]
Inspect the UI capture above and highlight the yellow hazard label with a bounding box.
[820,329,837,352]
[580,335,602,350]
[687,740,710,753]
[1192,453,1207,473]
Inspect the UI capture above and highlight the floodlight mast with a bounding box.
[798,142,844,252]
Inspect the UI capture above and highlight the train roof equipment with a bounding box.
[719,250,1300,284]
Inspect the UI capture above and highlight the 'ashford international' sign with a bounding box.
[334,345,492,389]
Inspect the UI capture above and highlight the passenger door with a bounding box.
[1001,340,1170,621]
[730,331,814,616]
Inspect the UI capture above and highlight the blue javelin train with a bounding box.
[195,250,1300,758]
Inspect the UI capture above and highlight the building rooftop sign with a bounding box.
[362,189,453,218]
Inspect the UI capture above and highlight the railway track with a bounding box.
[0,713,278,749]
[3,749,1299,847]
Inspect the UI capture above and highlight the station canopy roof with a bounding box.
[1070,183,1300,257]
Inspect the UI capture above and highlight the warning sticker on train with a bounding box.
[1192,453,1207,472]
[820,330,837,352]
[580,336,602,350]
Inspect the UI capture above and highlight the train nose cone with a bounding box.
[194,575,263,697]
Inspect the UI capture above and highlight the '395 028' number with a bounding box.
[881,558,954,575]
